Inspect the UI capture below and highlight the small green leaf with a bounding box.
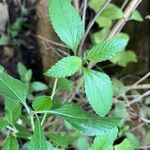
[30,118,47,150]
[0,118,9,130]
[145,15,150,20]
[45,56,82,78]
[96,16,112,28]
[49,0,84,54]
[5,98,21,125]
[2,136,19,150]
[75,136,89,150]
[90,127,118,150]
[0,65,5,73]
[115,138,137,150]
[111,50,137,67]
[32,96,52,111]
[0,34,9,46]
[48,103,119,136]
[91,28,109,44]
[47,131,79,148]
[101,4,124,20]
[0,72,28,104]
[57,78,73,91]
[86,37,129,62]
[83,69,113,116]
[130,10,144,22]
[30,82,48,92]
[89,0,106,12]
[17,62,28,78]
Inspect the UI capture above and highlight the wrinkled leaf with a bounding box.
[49,0,84,54]
[47,103,119,136]
[86,37,129,62]
[83,69,113,116]
[45,56,82,78]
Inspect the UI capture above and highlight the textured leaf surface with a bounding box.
[0,65,4,73]
[90,127,118,150]
[5,98,21,125]
[0,118,8,130]
[86,37,129,62]
[45,56,82,78]
[49,0,84,53]
[32,96,52,111]
[2,136,19,150]
[0,72,28,103]
[49,103,119,136]
[83,69,113,116]
[30,119,47,150]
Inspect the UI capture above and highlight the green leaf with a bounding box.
[101,4,124,20]
[75,137,89,150]
[30,118,47,150]
[0,118,9,130]
[90,127,118,150]
[115,138,137,150]
[145,15,150,20]
[91,28,109,44]
[0,65,5,73]
[89,0,106,12]
[111,50,137,67]
[57,78,73,91]
[96,16,112,28]
[49,0,84,54]
[47,131,79,148]
[86,37,129,62]
[48,103,119,136]
[83,69,113,116]
[0,72,28,104]
[30,82,48,92]
[130,10,144,22]
[0,34,9,46]
[5,98,21,125]
[32,96,52,111]
[45,56,82,78]
[2,136,19,150]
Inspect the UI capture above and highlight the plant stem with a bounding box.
[7,126,18,133]
[41,78,58,125]
[24,102,35,131]
[78,0,112,56]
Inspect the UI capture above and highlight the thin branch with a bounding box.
[121,0,129,10]
[127,90,150,106]
[107,0,143,39]
[125,84,150,90]
[82,0,88,26]
[116,72,150,99]
[31,33,69,49]
[78,0,112,56]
